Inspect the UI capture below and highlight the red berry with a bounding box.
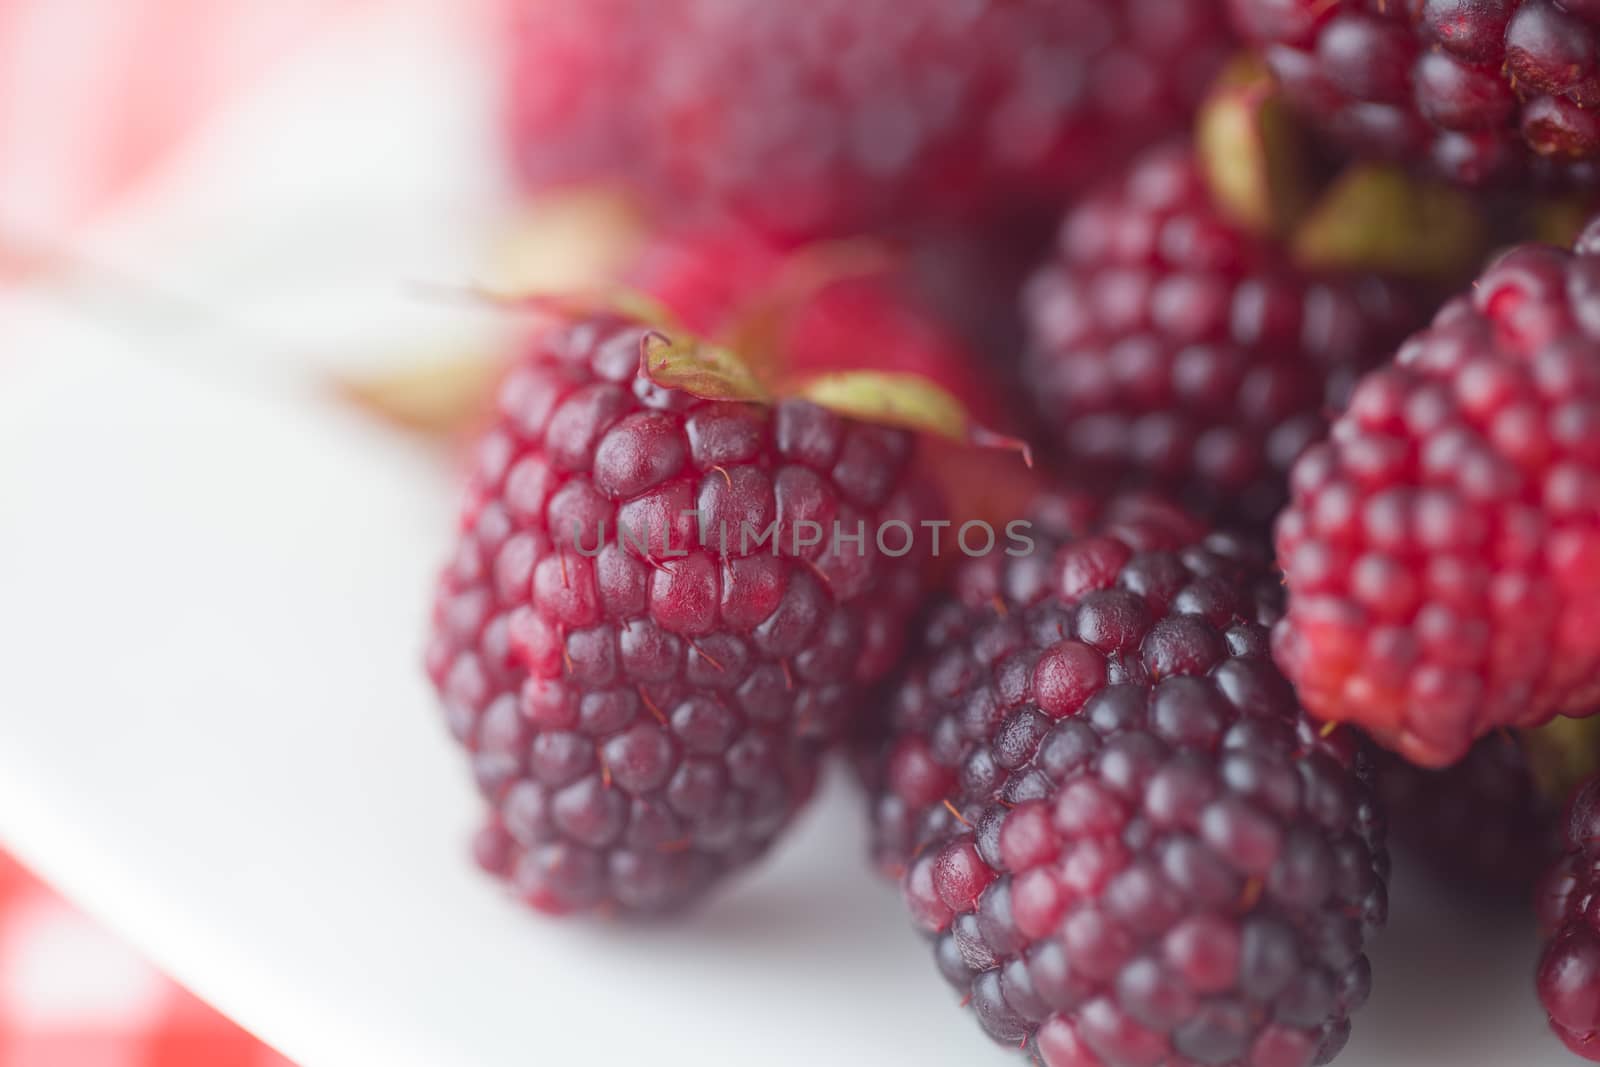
[1023,143,1426,529]
[1227,0,1600,184]
[1275,223,1600,766]
[429,314,942,915]
[864,490,1388,1063]
[625,228,1008,429]
[502,0,1235,237]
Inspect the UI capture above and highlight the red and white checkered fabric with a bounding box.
[0,853,293,1067]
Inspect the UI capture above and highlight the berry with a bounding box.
[1377,735,1561,898]
[866,490,1389,1065]
[1274,220,1600,767]
[502,0,1235,237]
[1226,0,1600,185]
[1022,142,1425,528]
[1538,774,1600,1059]
[427,314,941,915]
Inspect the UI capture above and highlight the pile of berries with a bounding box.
[416,3,1600,1062]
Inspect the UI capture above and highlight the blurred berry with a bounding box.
[1023,142,1426,529]
[866,489,1389,1065]
[1379,735,1561,899]
[503,0,1234,237]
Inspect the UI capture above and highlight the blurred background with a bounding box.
[0,0,516,368]
[0,3,507,1064]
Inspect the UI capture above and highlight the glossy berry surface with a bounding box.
[1228,0,1600,185]
[1275,221,1600,767]
[503,0,1234,237]
[1538,775,1600,1059]
[864,489,1211,874]
[867,491,1389,1067]
[1023,143,1424,528]
[426,315,939,915]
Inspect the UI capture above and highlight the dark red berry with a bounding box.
[503,0,1235,237]
[866,489,1389,1065]
[1275,221,1600,767]
[428,314,941,915]
[1023,142,1426,529]
[1378,735,1563,898]
[1538,774,1600,1058]
[1228,0,1600,184]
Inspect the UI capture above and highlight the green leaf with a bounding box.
[1521,716,1600,806]
[1292,165,1486,282]
[787,370,1032,463]
[1196,55,1310,239]
[640,331,771,403]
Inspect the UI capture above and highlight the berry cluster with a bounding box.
[412,4,1600,1061]
[870,491,1387,1067]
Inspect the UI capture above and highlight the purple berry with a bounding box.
[866,489,1389,1065]
[429,314,941,915]
[1022,143,1424,529]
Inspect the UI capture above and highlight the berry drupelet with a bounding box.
[426,315,941,915]
[1022,142,1424,528]
[1274,219,1600,767]
[1538,774,1600,1059]
[1227,0,1600,185]
[502,0,1234,237]
[868,490,1389,1067]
